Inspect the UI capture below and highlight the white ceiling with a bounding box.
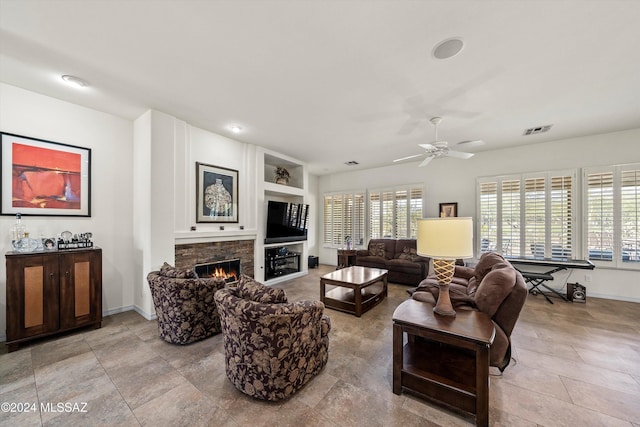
[1,0,639,175]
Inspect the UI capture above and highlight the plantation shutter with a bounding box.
[409,187,423,238]
[323,195,332,244]
[369,191,381,239]
[586,171,614,261]
[479,181,498,254]
[524,177,546,257]
[353,193,365,246]
[550,175,573,258]
[501,180,521,256]
[620,168,640,264]
[394,189,408,238]
[381,191,394,238]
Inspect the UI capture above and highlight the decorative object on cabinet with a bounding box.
[439,202,458,218]
[196,162,238,223]
[0,132,91,217]
[5,247,102,352]
[274,166,290,185]
[57,231,93,250]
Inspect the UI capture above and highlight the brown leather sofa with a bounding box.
[411,252,527,371]
[355,239,430,286]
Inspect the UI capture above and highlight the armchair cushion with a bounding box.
[159,262,198,279]
[236,274,287,303]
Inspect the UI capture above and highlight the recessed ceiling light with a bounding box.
[230,125,242,134]
[61,74,89,88]
[432,38,464,60]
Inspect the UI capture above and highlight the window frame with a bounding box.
[477,169,577,259]
[583,163,640,270]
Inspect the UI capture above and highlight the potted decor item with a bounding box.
[275,166,290,185]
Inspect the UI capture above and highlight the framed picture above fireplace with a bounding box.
[196,162,238,223]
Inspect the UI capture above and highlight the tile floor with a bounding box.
[1,264,639,426]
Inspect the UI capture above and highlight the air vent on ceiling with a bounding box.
[345,160,359,166]
[523,125,553,136]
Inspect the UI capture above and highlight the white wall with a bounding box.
[318,128,640,302]
[0,83,136,339]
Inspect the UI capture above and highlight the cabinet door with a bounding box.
[6,254,59,341]
[59,250,102,330]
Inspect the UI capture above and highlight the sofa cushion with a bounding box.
[386,258,422,274]
[159,262,198,279]
[474,262,516,317]
[356,256,387,270]
[369,242,386,258]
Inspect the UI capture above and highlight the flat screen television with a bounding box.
[265,200,309,244]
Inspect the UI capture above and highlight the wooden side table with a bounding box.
[336,248,356,269]
[392,299,495,426]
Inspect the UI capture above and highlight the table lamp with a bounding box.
[417,217,474,317]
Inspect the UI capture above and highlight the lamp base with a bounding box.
[434,282,456,317]
[433,259,457,317]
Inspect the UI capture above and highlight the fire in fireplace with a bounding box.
[194,258,240,284]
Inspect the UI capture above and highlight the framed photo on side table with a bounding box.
[439,202,458,218]
[1,132,91,217]
[196,162,238,223]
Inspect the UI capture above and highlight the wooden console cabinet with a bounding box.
[5,248,102,352]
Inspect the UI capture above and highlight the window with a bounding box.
[477,170,575,259]
[584,164,640,267]
[369,186,423,240]
[323,192,365,247]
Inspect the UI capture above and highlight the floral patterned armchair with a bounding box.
[214,275,331,401]
[147,262,226,345]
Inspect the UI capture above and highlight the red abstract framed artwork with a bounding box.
[1,133,91,216]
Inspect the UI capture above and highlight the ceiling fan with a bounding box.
[393,117,481,166]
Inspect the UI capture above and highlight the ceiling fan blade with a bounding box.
[419,156,434,167]
[446,150,474,159]
[456,139,485,148]
[418,143,436,151]
[393,153,424,162]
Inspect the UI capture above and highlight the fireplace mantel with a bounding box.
[174,229,257,245]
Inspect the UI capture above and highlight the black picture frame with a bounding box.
[196,162,238,223]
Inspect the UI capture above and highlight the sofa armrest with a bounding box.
[454,265,476,280]
[355,249,370,257]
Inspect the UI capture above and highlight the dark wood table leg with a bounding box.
[392,322,403,394]
[320,279,326,304]
[476,342,490,427]
[354,284,362,317]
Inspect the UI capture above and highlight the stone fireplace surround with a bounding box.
[175,239,254,278]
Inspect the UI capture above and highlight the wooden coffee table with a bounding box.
[320,266,388,317]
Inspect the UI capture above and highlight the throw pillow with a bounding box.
[369,242,386,258]
[398,246,418,261]
[160,262,198,279]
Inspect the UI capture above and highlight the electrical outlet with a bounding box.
[585,274,592,282]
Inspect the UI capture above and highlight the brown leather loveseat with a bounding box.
[355,239,430,286]
[411,252,527,371]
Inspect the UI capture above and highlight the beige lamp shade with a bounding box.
[417,217,474,259]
